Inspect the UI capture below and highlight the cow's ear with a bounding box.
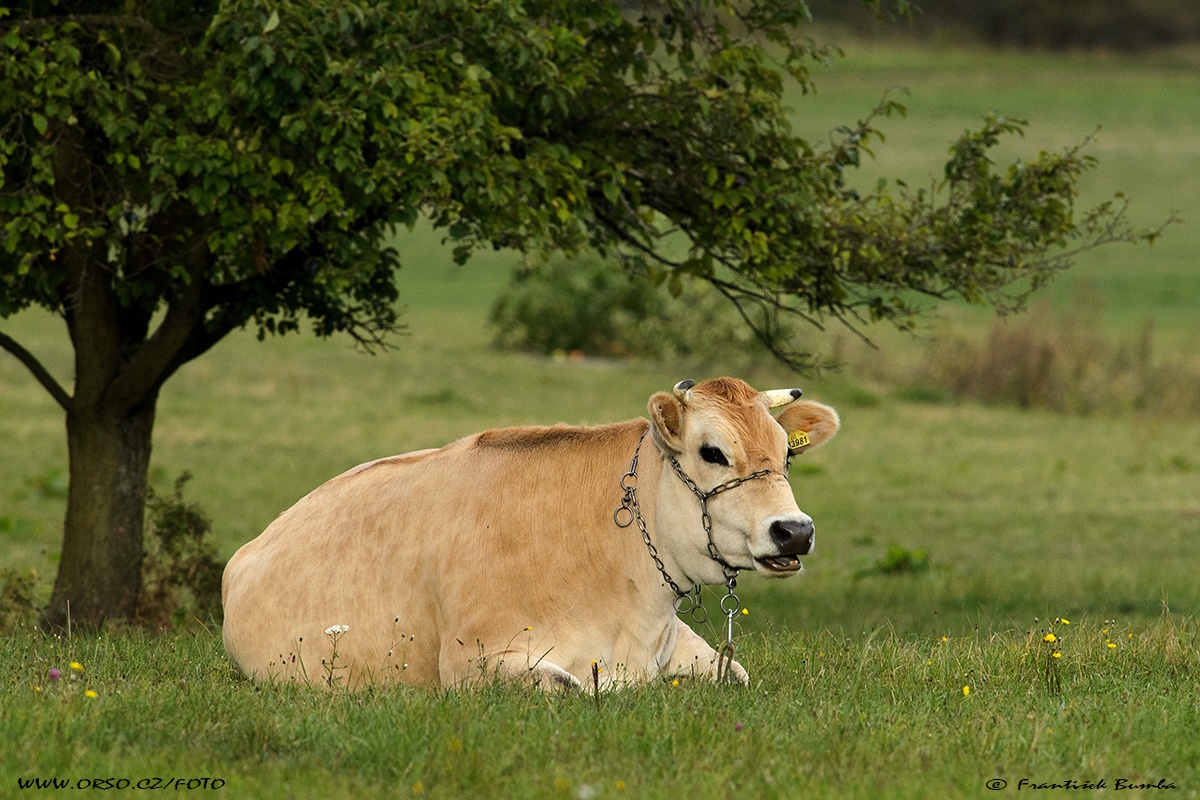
[775,401,840,455]
[647,391,685,454]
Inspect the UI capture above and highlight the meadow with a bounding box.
[2,39,1199,799]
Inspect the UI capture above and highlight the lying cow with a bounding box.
[222,376,839,689]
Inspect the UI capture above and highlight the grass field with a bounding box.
[3,616,1197,799]
[2,36,1199,800]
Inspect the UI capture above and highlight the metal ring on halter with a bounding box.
[720,591,741,617]
[613,505,634,527]
[672,592,694,615]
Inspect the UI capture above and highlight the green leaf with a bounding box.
[31,113,48,135]
[263,11,280,34]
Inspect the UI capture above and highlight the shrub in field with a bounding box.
[909,301,1200,416]
[490,254,668,358]
[490,253,811,370]
[137,473,224,631]
[853,545,932,579]
[0,568,39,632]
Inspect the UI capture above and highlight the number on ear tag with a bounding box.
[788,430,810,450]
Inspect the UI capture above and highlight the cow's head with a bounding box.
[647,377,839,582]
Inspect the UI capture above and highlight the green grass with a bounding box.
[3,617,1197,799]
[3,38,1200,799]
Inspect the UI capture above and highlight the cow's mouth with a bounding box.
[756,554,804,574]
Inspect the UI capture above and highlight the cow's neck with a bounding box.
[616,426,695,603]
[645,442,733,593]
[617,423,743,610]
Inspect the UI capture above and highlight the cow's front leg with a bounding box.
[438,639,583,691]
[663,618,749,685]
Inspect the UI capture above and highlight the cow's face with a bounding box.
[648,377,839,581]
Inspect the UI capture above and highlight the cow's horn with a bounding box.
[762,388,803,408]
[673,379,696,403]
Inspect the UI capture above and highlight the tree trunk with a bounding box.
[43,395,158,629]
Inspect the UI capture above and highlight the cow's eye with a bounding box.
[700,445,729,467]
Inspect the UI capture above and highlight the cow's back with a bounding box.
[222,421,652,688]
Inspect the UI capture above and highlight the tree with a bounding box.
[1,0,1164,627]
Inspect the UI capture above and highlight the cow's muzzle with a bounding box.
[756,518,814,574]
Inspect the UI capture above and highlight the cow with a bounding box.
[221,376,839,689]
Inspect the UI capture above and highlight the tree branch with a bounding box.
[591,207,686,272]
[708,279,817,371]
[106,221,211,412]
[0,329,74,413]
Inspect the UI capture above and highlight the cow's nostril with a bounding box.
[770,519,815,554]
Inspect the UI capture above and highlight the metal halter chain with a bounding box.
[613,427,703,616]
[667,453,775,681]
[614,424,778,681]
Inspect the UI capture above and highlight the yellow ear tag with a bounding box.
[788,430,810,450]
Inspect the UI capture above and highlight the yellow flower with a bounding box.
[85,689,98,698]
[1060,618,1070,625]
[1043,633,1057,643]
[671,679,680,686]
[741,608,749,616]
[34,686,42,692]
[412,781,424,795]
[1052,652,1062,659]
[962,685,970,697]
[70,662,84,673]
[1107,642,1117,649]
[940,636,948,643]
[616,780,627,792]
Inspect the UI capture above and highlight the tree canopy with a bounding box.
[3,0,1163,368]
[0,0,1166,624]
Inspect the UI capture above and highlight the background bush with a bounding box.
[490,253,813,373]
[0,569,38,633]
[489,254,669,359]
[906,296,1200,416]
[137,472,225,631]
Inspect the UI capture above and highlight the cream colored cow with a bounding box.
[221,377,839,689]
